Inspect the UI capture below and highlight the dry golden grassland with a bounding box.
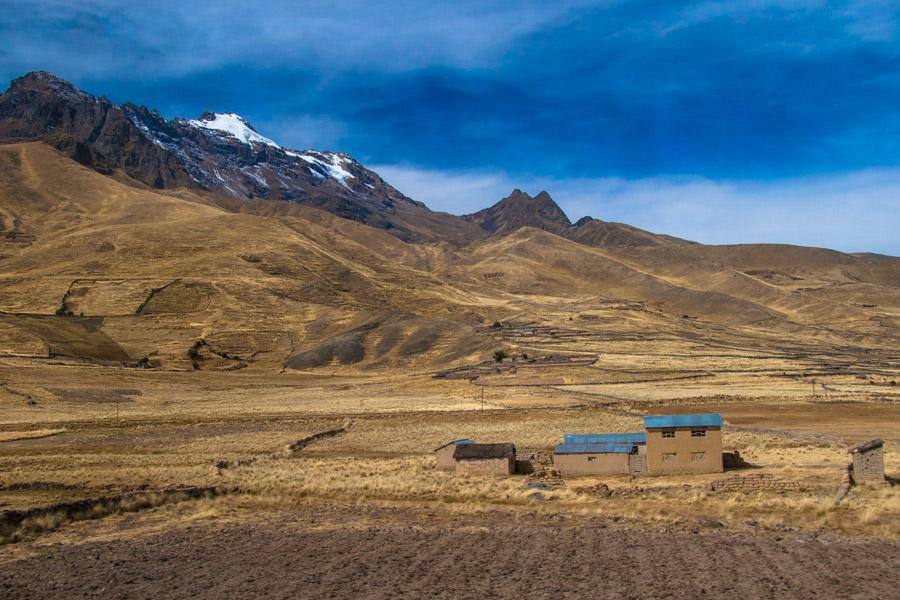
[2,360,897,542]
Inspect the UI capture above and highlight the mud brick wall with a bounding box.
[455,457,514,476]
[852,447,885,483]
[708,473,802,492]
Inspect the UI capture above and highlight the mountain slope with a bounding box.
[1,142,899,372]
[0,142,495,369]
[0,71,484,244]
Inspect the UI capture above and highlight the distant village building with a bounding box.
[850,439,885,484]
[453,443,516,476]
[433,439,474,470]
[553,433,647,477]
[644,414,723,475]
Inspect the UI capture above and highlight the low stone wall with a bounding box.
[708,473,802,492]
[1,486,226,544]
[833,464,853,504]
[283,419,353,456]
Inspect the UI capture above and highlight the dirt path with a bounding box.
[1,518,897,599]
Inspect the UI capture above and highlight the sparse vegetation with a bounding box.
[493,350,508,362]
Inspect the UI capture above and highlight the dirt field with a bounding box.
[2,504,898,600]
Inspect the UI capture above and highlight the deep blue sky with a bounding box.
[2,1,899,254]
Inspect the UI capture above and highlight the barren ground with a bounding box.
[2,501,899,600]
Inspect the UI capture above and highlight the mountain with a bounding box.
[0,141,898,374]
[0,71,694,249]
[0,71,483,244]
[464,189,572,235]
[0,72,898,374]
[465,189,690,248]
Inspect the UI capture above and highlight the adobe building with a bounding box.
[554,433,647,477]
[643,413,723,475]
[453,443,516,476]
[554,443,641,476]
[433,439,474,470]
[849,439,885,484]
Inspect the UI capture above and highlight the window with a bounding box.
[662,430,675,438]
[691,430,706,437]
[691,452,706,462]
[587,456,596,462]
[662,452,676,463]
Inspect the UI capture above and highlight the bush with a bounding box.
[493,350,508,362]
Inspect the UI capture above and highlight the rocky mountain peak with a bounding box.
[9,70,93,101]
[464,189,572,235]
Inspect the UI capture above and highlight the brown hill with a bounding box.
[0,142,898,374]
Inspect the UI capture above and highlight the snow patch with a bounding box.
[287,151,355,189]
[243,168,270,189]
[188,113,281,148]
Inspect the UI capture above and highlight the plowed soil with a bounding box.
[2,519,898,599]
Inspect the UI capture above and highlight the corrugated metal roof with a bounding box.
[553,442,635,454]
[850,439,883,454]
[564,433,647,444]
[643,413,723,429]
[433,438,475,452]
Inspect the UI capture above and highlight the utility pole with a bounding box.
[481,386,485,413]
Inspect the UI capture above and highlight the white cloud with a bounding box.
[371,164,900,255]
[1,1,587,80]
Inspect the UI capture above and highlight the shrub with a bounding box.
[493,350,508,362]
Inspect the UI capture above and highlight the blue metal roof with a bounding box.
[554,442,635,454]
[452,439,474,445]
[564,432,647,445]
[643,413,723,429]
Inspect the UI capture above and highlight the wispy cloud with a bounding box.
[1,0,898,253]
[374,164,900,255]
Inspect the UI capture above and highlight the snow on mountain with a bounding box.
[1,71,454,241]
[187,112,281,148]
[289,151,354,188]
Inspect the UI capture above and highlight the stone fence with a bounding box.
[708,473,803,492]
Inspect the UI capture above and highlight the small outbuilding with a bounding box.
[434,439,474,470]
[850,439,885,484]
[553,442,642,477]
[453,443,516,476]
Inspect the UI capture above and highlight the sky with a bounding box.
[1,0,899,254]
